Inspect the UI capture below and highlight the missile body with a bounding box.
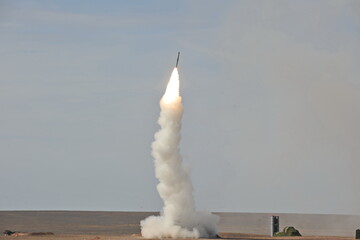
[176,52,180,67]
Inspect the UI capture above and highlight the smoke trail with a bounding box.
[140,68,218,238]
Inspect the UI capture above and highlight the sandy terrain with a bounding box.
[0,233,355,240]
[0,211,358,240]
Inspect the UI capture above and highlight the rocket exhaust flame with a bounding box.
[162,68,180,104]
[140,65,218,239]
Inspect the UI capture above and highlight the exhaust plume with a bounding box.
[140,67,218,238]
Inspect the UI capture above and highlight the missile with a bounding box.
[175,52,180,67]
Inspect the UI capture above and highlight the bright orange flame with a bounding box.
[162,68,180,104]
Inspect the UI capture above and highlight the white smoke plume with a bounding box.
[140,68,218,238]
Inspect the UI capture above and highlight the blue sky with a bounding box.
[1,0,359,214]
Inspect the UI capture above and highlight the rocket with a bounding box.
[175,52,180,68]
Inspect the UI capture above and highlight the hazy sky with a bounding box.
[1,0,359,215]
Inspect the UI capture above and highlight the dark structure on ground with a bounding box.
[356,229,360,239]
[274,226,302,236]
[271,216,279,236]
[3,230,15,236]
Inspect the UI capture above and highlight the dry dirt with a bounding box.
[0,233,355,240]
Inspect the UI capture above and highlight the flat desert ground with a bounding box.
[0,211,359,240]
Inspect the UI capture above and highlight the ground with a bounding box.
[0,233,354,240]
[0,211,357,240]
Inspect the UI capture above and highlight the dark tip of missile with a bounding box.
[176,52,180,68]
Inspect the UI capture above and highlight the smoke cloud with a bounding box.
[140,68,218,238]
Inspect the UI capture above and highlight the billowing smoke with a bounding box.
[140,68,218,238]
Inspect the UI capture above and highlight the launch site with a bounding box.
[1,1,359,240]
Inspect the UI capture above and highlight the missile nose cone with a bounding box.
[176,52,180,67]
